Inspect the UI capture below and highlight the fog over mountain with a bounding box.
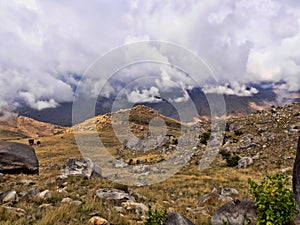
[1,0,300,119]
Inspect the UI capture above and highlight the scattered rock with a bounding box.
[95,188,135,204]
[88,216,108,225]
[166,212,195,225]
[61,197,73,204]
[36,190,51,200]
[64,158,94,178]
[221,188,238,196]
[237,157,254,168]
[0,190,19,203]
[211,199,256,225]
[121,200,148,216]
[4,206,26,217]
[0,140,39,174]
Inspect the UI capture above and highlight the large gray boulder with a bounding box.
[59,157,102,179]
[211,199,256,225]
[0,140,39,174]
[166,212,195,225]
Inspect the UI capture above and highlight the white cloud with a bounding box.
[126,87,161,103]
[0,0,300,111]
[203,82,259,96]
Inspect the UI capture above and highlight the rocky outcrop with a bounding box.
[58,157,102,179]
[166,212,195,225]
[211,199,256,225]
[0,140,39,174]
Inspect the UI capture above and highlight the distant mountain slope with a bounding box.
[18,86,299,126]
[0,116,64,138]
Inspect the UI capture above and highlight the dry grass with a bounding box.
[1,103,299,224]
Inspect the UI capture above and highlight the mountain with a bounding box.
[0,116,64,139]
[17,85,300,126]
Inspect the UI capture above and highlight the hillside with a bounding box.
[0,103,299,224]
[0,116,64,139]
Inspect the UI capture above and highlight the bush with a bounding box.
[248,173,298,225]
[234,130,244,136]
[199,131,211,145]
[144,205,167,225]
[219,150,240,167]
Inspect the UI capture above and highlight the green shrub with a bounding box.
[219,150,240,167]
[199,131,211,145]
[248,173,298,225]
[144,205,167,225]
[234,130,244,136]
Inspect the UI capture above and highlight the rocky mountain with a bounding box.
[18,84,300,126]
[0,102,299,224]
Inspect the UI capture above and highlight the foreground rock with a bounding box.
[211,199,256,225]
[166,212,195,225]
[88,216,108,225]
[0,190,19,203]
[58,157,102,179]
[0,140,39,174]
[95,188,135,204]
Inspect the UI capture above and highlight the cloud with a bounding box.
[0,0,300,112]
[203,82,259,96]
[126,87,161,103]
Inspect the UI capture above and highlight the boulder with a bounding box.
[0,190,19,203]
[221,188,238,196]
[166,212,195,225]
[237,157,253,168]
[60,157,102,179]
[211,199,256,225]
[0,140,39,174]
[88,216,108,225]
[95,188,135,204]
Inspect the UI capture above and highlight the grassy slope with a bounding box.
[0,103,299,224]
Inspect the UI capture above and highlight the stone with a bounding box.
[88,216,108,225]
[165,212,195,225]
[95,188,135,204]
[4,206,26,217]
[239,134,253,144]
[121,200,148,216]
[221,188,238,196]
[127,137,142,150]
[211,199,256,225]
[0,190,19,203]
[61,197,73,204]
[0,140,39,174]
[64,157,95,179]
[36,190,51,200]
[114,159,128,168]
[237,157,253,168]
[22,187,40,201]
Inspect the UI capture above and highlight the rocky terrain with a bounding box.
[0,103,299,224]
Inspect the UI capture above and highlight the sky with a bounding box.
[1,0,300,112]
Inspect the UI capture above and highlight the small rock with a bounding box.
[39,204,52,209]
[237,157,254,168]
[166,212,195,225]
[221,188,238,196]
[121,200,148,216]
[61,197,73,204]
[211,199,256,225]
[4,206,26,217]
[88,216,108,225]
[72,200,83,206]
[20,179,35,185]
[0,190,19,203]
[95,188,135,204]
[36,190,51,200]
